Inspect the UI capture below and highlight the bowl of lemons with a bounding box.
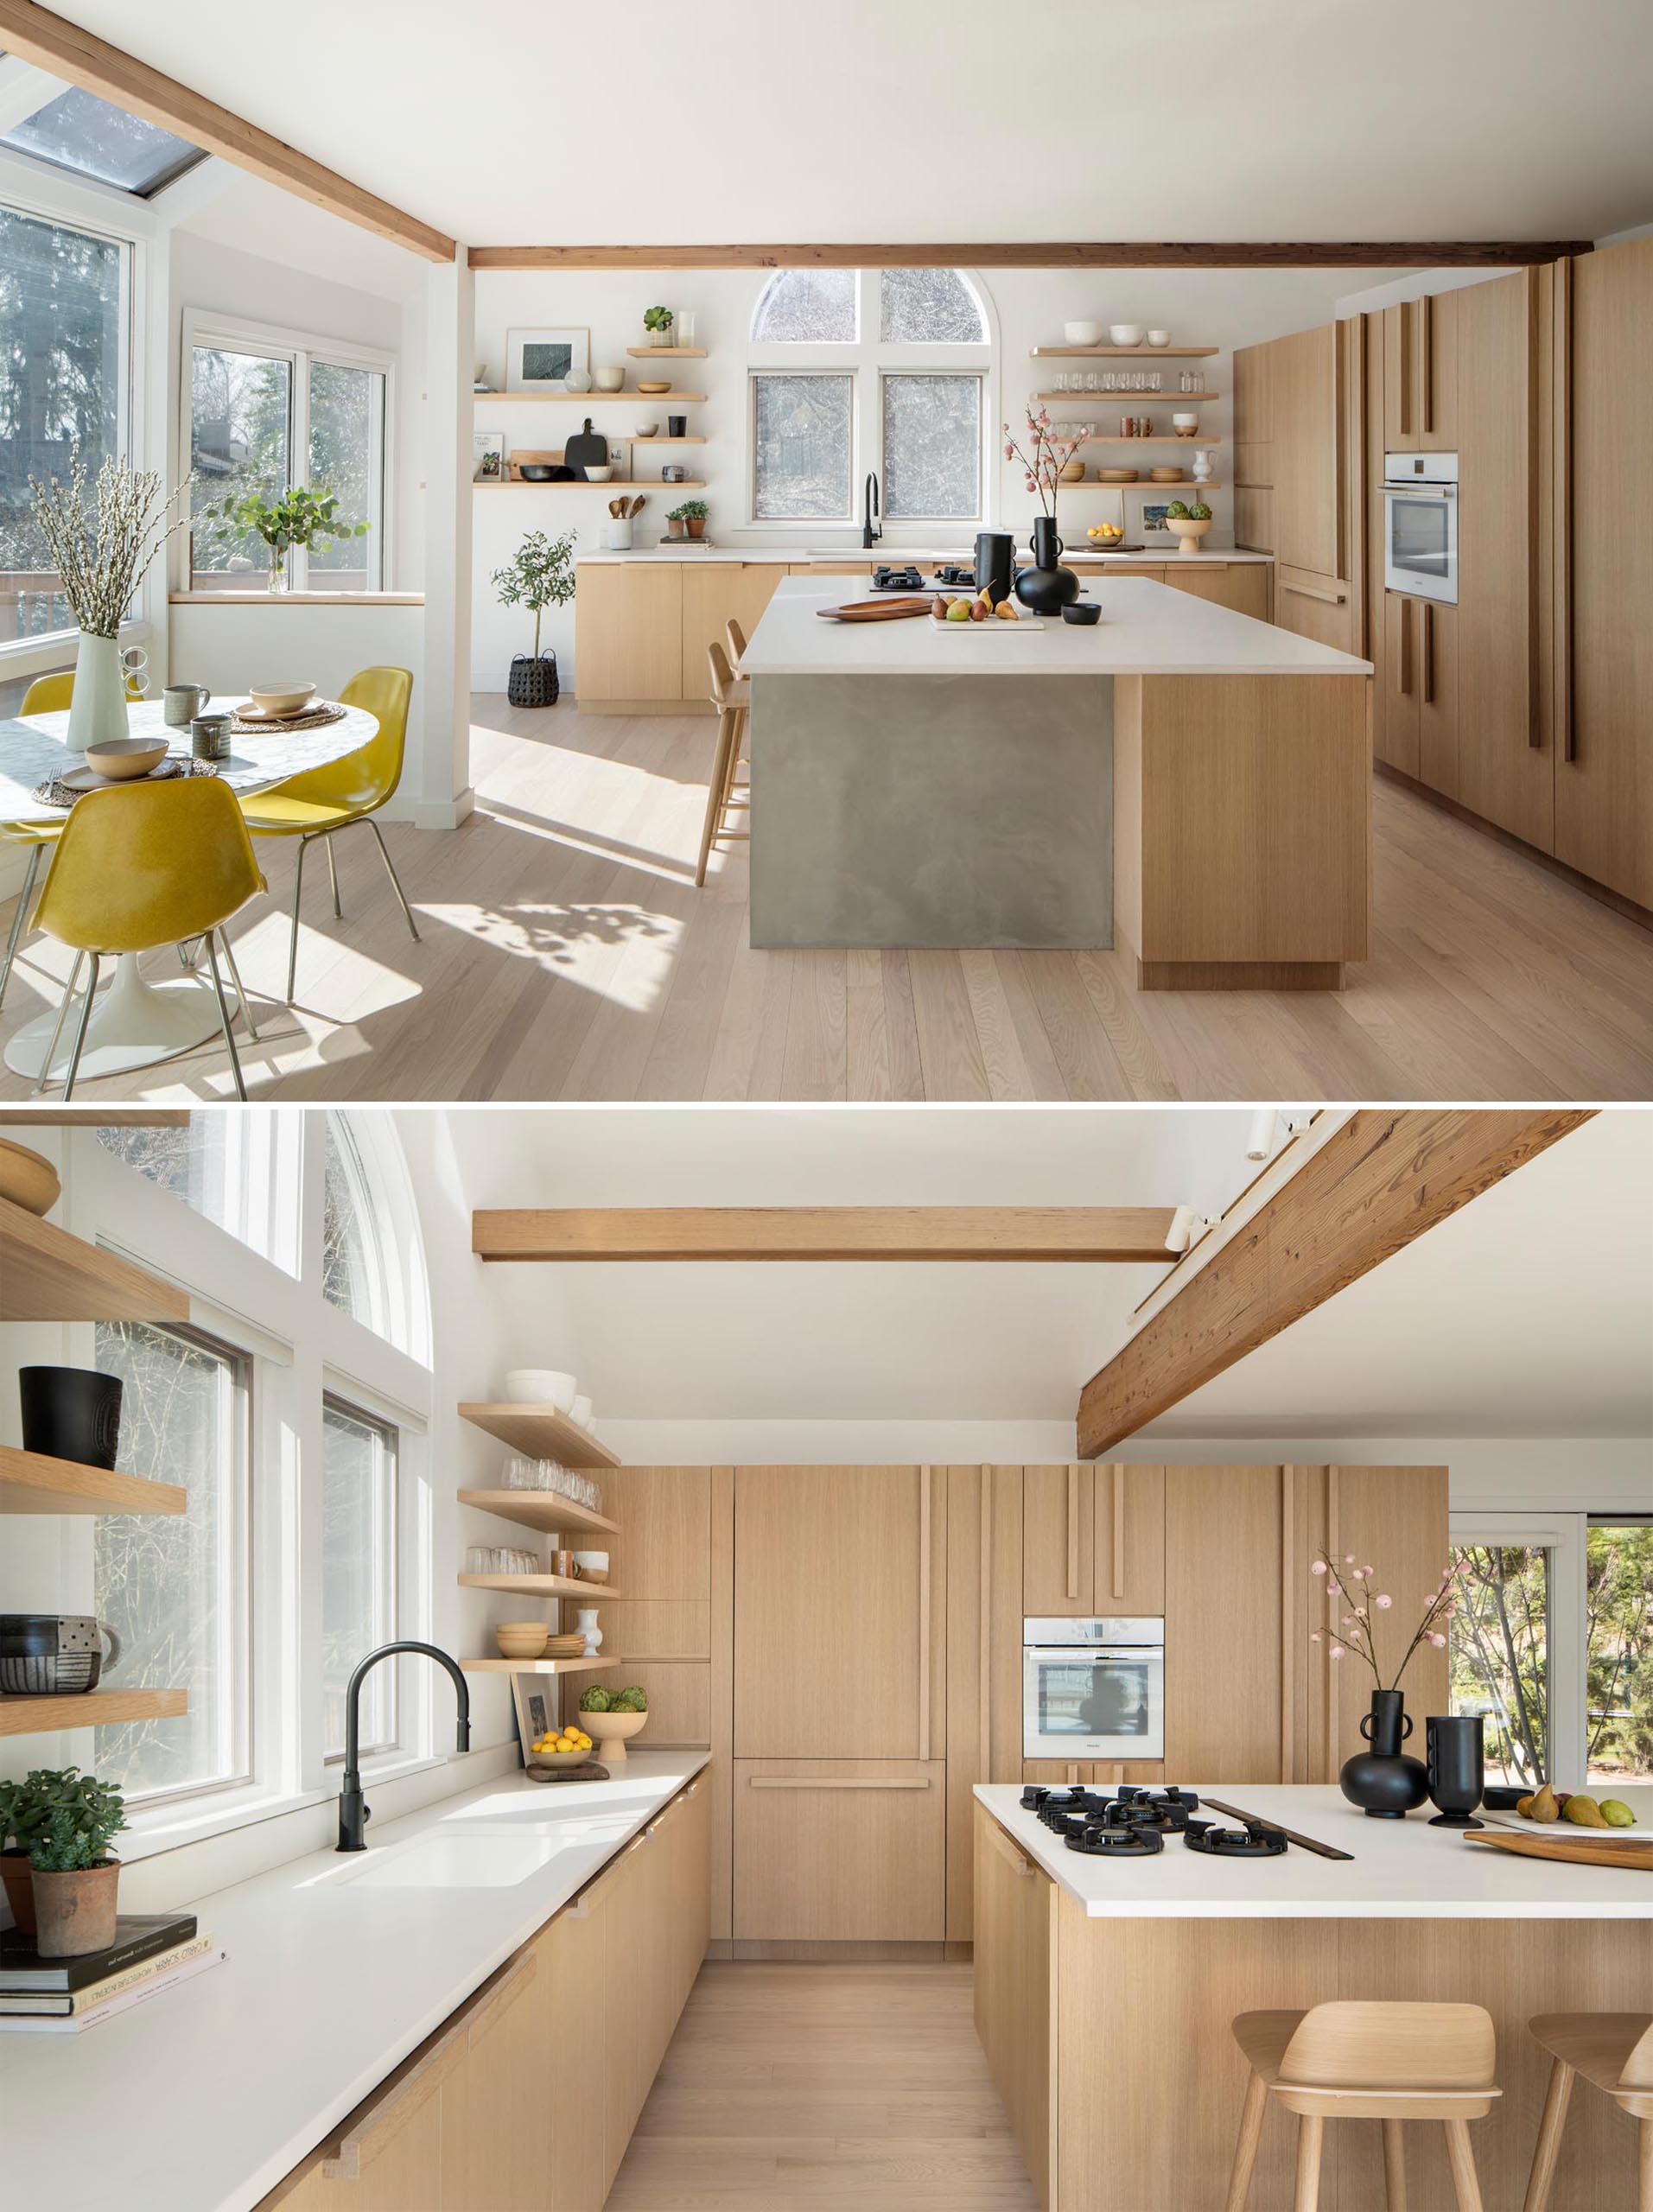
[529,1722,594,1770]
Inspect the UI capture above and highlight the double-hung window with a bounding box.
[321,1395,400,1762]
[748,268,992,530]
[184,314,391,592]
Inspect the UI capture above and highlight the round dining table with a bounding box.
[1,696,378,1084]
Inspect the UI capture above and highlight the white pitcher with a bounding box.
[65,632,130,754]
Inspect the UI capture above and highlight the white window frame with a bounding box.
[320,1389,403,1765]
[178,308,396,592]
[1451,1511,1586,1786]
[745,267,997,538]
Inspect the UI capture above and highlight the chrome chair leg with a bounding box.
[204,932,248,1101]
[61,951,101,1102]
[366,818,420,944]
[287,837,311,1004]
[33,950,86,1096]
[324,834,342,918]
[178,938,202,969]
[218,929,259,1042]
[0,844,43,1012]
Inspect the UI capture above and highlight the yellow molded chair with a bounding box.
[31,775,267,1100]
[237,665,419,1001]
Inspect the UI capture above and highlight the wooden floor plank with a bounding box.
[3,696,1648,1102]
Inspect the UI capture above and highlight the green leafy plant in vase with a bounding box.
[492,527,577,707]
[210,484,369,594]
[3,1766,127,1955]
[667,499,709,541]
[643,305,675,348]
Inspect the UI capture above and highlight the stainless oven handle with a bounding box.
[1383,484,1456,502]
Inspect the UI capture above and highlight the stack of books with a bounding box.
[0,1911,225,2033]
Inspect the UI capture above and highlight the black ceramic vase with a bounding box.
[1014,516,1079,614]
[508,652,559,709]
[19,1366,122,1470]
[1339,1688,1429,1818]
[1425,1713,1485,1827]
[974,530,1017,607]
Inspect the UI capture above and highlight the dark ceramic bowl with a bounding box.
[518,465,554,483]
[1061,601,1103,626]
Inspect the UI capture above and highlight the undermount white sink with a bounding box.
[333,1830,566,1889]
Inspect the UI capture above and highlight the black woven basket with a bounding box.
[508,653,560,708]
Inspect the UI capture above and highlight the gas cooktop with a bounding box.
[1020,1783,1290,1861]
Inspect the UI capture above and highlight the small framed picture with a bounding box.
[1142,504,1171,534]
[474,430,506,482]
[510,1672,558,1758]
[506,326,589,395]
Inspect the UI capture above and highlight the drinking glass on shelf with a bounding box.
[1052,371,1068,392]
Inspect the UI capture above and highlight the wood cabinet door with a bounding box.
[1093,1464,1165,1616]
[574,565,683,702]
[1416,597,1459,797]
[1022,1464,1093,1618]
[439,1956,545,2212]
[734,1465,938,1758]
[1233,340,1274,492]
[1420,286,1459,451]
[1164,1465,1283,1783]
[1159,565,1271,621]
[973,1802,1055,2204]
[1274,564,1352,650]
[681,563,780,698]
[1324,1465,1451,1761]
[1233,487,1274,552]
[600,1834,656,2189]
[1557,235,1653,904]
[538,1898,609,2212]
[733,1759,946,1940]
[1372,590,1420,778]
[1272,324,1341,578]
[1383,302,1417,447]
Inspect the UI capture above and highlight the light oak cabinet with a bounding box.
[973,1802,1056,2208]
[680,563,780,699]
[1164,1465,1286,1782]
[733,1759,946,1942]
[1158,564,1271,620]
[1023,1462,1166,1619]
[1274,563,1356,654]
[1236,322,1362,651]
[1383,292,1458,453]
[574,565,683,706]
[1373,592,1458,788]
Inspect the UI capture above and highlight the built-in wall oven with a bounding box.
[1022,1618,1165,1762]
[1383,451,1459,604]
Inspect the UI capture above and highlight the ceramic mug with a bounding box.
[0,1614,123,1695]
[191,711,233,761]
[164,681,211,727]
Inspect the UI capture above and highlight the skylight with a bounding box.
[2,83,207,197]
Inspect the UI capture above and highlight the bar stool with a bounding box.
[1522,2012,1652,2211]
[1225,2000,1500,2212]
[724,615,751,791]
[696,641,748,887]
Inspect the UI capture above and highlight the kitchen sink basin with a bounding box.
[332,1830,567,1889]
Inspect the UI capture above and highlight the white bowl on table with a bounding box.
[247,682,316,719]
[504,1368,577,1409]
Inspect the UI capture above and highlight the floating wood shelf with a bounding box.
[0,1198,189,1325]
[0,1688,187,1738]
[475,391,707,404]
[625,436,705,446]
[457,1573,622,1599]
[458,1402,620,1467]
[1077,483,1225,493]
[626,346,706,357]
[1075,436,1223,447]
[0,1446,186,1518]
[458,1486,619,1536]
[479,480,706,493]
[1038,392,1220,404]
[460,1654,614,1675]
[1031,344,1219,358]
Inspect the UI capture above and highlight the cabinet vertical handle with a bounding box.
[918,1463,931,1764]
[1111,1466,1126,1603]
[1065,1465,1079,1601]
[1554,256,1575,763]
[1396,601,1412,697]
[1280,1464,1298,1783]
[978,1464,992,1774]
[1420,293,1433,437]
[1323,1467,1342,1782]
[1421,603,1434,706]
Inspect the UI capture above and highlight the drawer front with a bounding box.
[734,1759,944,1941]
[1275,563,1354,652]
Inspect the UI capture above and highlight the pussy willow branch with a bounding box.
[29,452,192,639]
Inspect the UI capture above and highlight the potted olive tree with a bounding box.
[1,1767,125,1950]
[210,485,369,593]
[492,527,577,707]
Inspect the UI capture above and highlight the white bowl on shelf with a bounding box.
[1109,323,1146,347]
[593,367,625,392]
[1147,330,1171,348]
[504,1369,577,1409]
[584,464,614,483]
[571,1394,593,1428]
[1063,320,1104,346]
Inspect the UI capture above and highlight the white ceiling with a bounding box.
[42,0,1653,248]
[436,1109,1653,1441]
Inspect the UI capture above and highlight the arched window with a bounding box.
[321,1110,431,1363]
[747,267,994,529]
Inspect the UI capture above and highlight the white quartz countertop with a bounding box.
[741,575,1371,678]
[576,544,1274,568]
[2,1750,709,2212]
[976,1783,1653,1920]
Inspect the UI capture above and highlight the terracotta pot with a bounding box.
[685,518,706,539]
[1,1847,36,1935]
[31,1859,120,1957]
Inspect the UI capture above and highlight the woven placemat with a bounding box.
[32,757,219,810]
[230,701,346,734]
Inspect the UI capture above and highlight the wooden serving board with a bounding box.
[525,1760,610,1784]
[814,595,936,622]
[1465,1829,1653,1871]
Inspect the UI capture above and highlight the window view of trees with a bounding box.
[1586,1523,1652,1784]
[752,373,854,521]
[0,205,122,645]
[883,373,982,518]
[1,86,203,197]
[1451,1543,1551,1784]
[321,1399,398,1759]
[308,361,383,582]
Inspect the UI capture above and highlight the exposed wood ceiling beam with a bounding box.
[467,241,1592,272]
[0,0,456,262]
[474,1208,1182,1263]
[1074,1109,1594,1457]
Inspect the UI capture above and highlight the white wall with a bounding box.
[168,601,423,707]
[469,264,1406,690]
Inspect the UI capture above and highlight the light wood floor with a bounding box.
[607,1962,1039,2211]
[2,695,1650,1101]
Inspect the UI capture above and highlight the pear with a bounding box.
[1562,1794,1610,1827]
[1528,1783,1561,1823]
[1600,1800,1636,1827]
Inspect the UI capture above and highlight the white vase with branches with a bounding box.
[29,454,190,753]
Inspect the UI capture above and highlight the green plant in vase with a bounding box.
[3,1767,127,1955]
[210,484,369,594]
[643,305,675,347]
[667,499,709,541]
[492,527,577,706]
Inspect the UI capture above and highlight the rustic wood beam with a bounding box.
[0,0,456,262]
[474,1208,1181,1263]
[1075,1109,1594,1457]
[467,241,1592,273]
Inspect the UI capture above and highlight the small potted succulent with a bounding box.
[492,526,577,706]
[643,305,675,348]
[1162,498,1213,557]
[209,484,369,594]
[668,499,709,542]
[2,1766,126,1952]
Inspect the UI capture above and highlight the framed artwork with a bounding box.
[506,326,589,394]
[510,1672,558,1758]
[473,430,506,482]
[1142,504,1171,534]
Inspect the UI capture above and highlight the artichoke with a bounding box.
[578,1685,613,1712]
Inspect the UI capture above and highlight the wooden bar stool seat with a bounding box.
[1226,2000,1500,2212]
[1522,2012,1653,2212]
[697,640,750,887]
[724,615,751,790]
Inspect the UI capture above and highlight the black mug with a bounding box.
[1425,1713,1485,1827]
[0,1614,123,1695]
[668,414,686,437]
[19,1365,123,1469]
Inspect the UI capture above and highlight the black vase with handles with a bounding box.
[19,1365,122,1470]
[1426,1713,1486,1827]
[1014,515,1080,614]
[1339,1688,1430,1818]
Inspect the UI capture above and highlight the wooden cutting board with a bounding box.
[814,596,936,622]
[1465,1829,1653,1871]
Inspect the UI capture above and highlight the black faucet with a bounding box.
[862,470,881,548]
[336,1641,471,1852]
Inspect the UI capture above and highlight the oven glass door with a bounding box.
[1024,1646,1164,1758]
[1385,488,1458,602]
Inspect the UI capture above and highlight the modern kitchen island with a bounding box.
[740,575,1373,988]
[975,1783,1653,2211]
